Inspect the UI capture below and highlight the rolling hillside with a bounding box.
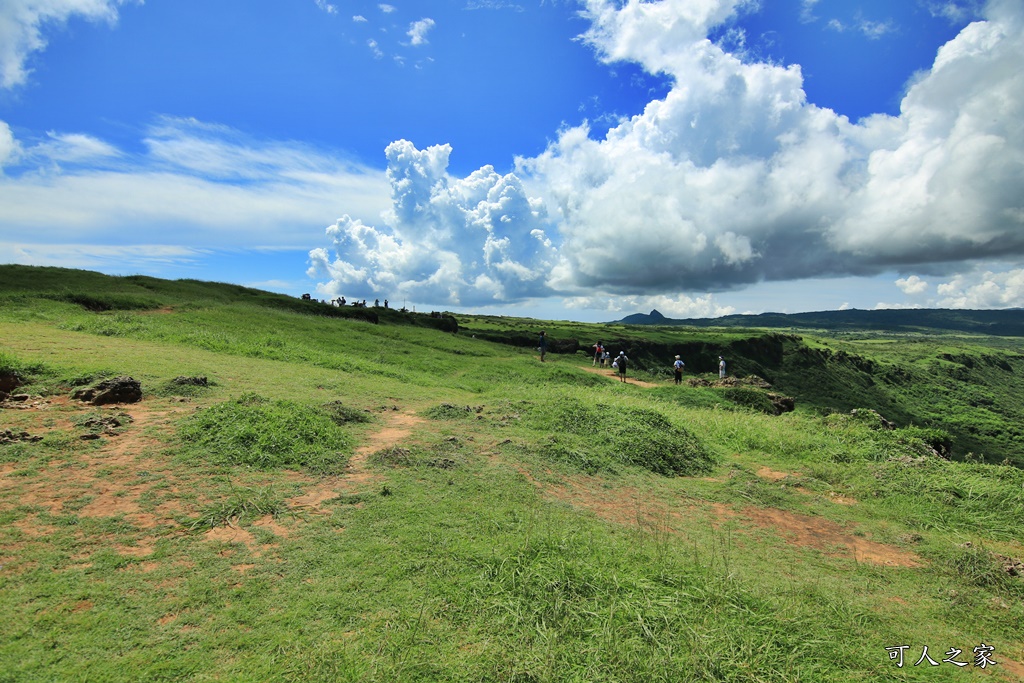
[2,265,1023,682]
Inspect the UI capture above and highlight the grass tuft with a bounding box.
[184,485,288,531]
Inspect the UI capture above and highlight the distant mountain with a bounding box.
[611,308,1024,336]
[617,308,668,325]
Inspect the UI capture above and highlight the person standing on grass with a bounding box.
[616,351,628,382]
[673,355,685,385]
[719,356,726,379]
[593,341,604,366]
[539,330,547,362]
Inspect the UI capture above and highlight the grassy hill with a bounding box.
[2,266,1023,681]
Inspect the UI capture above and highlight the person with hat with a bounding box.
[673,355,685,385]
[616,351,629,382]
[719,356,726,379]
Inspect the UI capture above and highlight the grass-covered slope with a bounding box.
[459,314,1024,466]
[2,266,1024,681]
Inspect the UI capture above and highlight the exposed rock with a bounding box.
[428,458,457,469]
[768,394,796,414]
[1001,555,1024,577]
[82,414,133,433]
[0,429,43,444]
[72,376,142,405]
[170,375,208,387]
[0,371,22,393]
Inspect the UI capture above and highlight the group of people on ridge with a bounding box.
[588,340,726,384]
[543,332,728,385]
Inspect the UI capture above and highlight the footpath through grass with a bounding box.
[2,273,1024,681]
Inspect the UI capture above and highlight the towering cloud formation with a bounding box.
[311,0,1024,308]
[308,140,557,305]
[524,0,1024,293]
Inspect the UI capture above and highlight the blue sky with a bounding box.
[2,0,1022,321]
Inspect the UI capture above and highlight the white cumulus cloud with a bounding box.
[407,18,435,46]
[936,268,1024,308]
[517,0,1024,295]
[308,140,558,306]
[308,0,1024,313]
[896,275,929,295]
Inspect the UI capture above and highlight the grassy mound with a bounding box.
[178,393,353,473]
[514,397,714,476]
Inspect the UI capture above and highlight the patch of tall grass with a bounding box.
[494,396,714,477]
[177,393,353,473]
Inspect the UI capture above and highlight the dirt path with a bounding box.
[287,410,425,512]
[578,364,663,388]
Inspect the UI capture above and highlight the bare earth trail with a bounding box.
[577,364,662,388]
[286,409,425,513]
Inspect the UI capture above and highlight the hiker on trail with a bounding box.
[593,341,604,366]
[539,331,547,362]
[374,298,379,307]
[602,350,610,368]
[719,356,726,379]
[384,299,388,309]
[673,355,685,385]
[616,351,628,382]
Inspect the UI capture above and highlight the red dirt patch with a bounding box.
[287,410,423,514]
[735,505,920,567]
[520,467,919,568]
[755,467,859,505]
[204,524,256,548]
[756,466,793,481]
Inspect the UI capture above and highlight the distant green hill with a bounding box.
[0,264,457,332]
[615,307,1024,336]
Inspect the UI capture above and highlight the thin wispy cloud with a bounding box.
[799,0,820,24]
[313,0,337,15]
[1,117,390,252]
[0,0,136,89]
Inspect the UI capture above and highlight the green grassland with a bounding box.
[1,265,1023,682]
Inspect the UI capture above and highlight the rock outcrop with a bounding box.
[72,376,143,405]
